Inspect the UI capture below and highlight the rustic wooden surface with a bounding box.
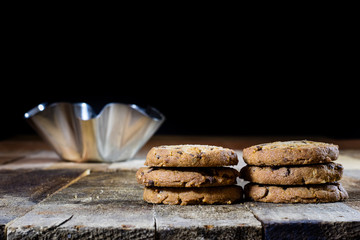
[0,169,88,239]
[1,135,360,240]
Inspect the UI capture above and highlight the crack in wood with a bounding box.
[153,205,158,240]
[4,166,360,239]
[0,155,25,165]
[46,215,73,232]
[39,169,91,204]
[244,203,265,240]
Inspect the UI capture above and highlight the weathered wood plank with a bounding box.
[7,171,155,240]
[0,140,50,156]
[0,156,23,165]
[340,150,360,159]
[46,161,109,172]
[108,159,146,171]
[248,202,360,240]
[0,169,87,240]
[154,204,262,240]
[337,154,360,171]
[0,150,61,170]
[341,175,360,212]
[2,142,360,239]
[0,157,60,170]
[7,201,155,240]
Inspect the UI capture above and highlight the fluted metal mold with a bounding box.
[24,102,165,162]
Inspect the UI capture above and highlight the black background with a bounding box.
[1,74,358,140]
[1,14,359,140]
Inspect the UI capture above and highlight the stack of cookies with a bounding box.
[136,144,243,205]
[240,140,349,203]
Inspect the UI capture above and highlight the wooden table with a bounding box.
[1,135,360,240]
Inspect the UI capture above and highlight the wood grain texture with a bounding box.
[248,202,360,240]
[6,171,263,240]
[1,136,360,239]
[7,202,155,240]
[155,204,262,240]
[7,171,155,240]
[0,169,87,240]
[341,175,360,212]
[0,156,22,165]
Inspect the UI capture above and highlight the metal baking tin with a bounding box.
[24,102,165,162]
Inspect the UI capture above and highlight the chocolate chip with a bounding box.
[301,178,306,184]
[148,180,155,186]
[177,151,183,155]
[271,166,281,171]
[284,168,290,176]
[147,168,155,173]
[189,153,200,159]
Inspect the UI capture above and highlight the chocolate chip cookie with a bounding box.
[145,145,238,167]
[143,185,243,205]
[242,140,339,166]
[244,182,348,203]
[137,167,239,187]
[240,162,343,185]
